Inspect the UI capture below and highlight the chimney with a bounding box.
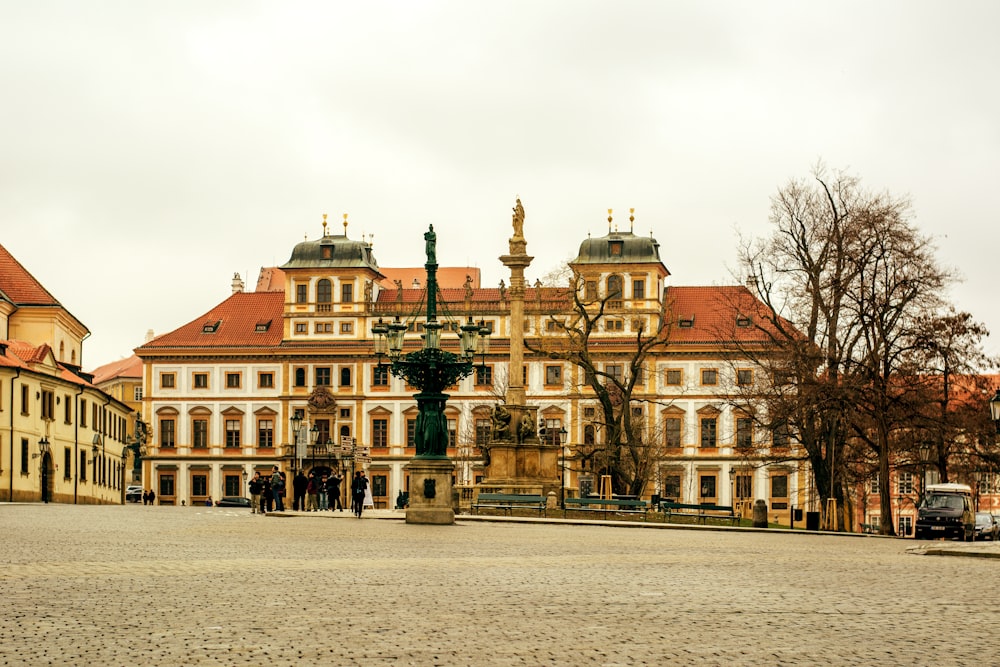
[412,278,421,289]
[232,272,245,294]
[145,329,155,343]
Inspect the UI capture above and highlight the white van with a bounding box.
[914,483,974,541]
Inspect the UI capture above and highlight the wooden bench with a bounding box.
[660,501,739,525]
[472,493,547,517]
[564,497,648,520]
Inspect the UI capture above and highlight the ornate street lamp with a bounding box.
[371,225,490,524]
[290,414,303,473]
[989,389,1000,429]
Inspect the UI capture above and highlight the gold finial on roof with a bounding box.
[607,208,613,232]
[343,213,348,234]
[322,213,328,236]
[630,207,635,232]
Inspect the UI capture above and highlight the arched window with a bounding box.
[607,275,623,299]
[317,279,332,303]
[340,367,352,387]
[584,424,596,445]
[294,368,306,387]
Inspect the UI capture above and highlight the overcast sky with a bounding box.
[2,1,998,370]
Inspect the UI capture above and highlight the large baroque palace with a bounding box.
[133,209,809,522]
[0,244,135,504]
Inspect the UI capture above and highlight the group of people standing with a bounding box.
[292,470,344,512]
[246,468,372,517]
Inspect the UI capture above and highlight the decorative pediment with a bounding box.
[188,406,212,416]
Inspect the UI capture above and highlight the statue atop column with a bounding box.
[512,198,525,239]
[424,224,437,265]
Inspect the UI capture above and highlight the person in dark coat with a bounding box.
[325,472,343,511]
[293,471,308,511]
[351,471,368,518]
[261,480,272,513]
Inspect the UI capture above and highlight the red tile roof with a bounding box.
[0,243,60,305]
[665,286,789,344]
[255,267,285,292]
[0,338,96,387]
[137,292,285,351]
[90,354,143,384]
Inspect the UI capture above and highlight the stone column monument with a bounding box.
[481,199,560,498]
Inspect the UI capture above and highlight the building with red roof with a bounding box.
[0,244,136,504]
[134,210,809,520]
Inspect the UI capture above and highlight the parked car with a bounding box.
[215,496,251,508]
[914,483,974,541]
[125,486,143,503]
[974,512,998,541]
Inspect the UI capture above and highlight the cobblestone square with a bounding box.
[1,504,996,666]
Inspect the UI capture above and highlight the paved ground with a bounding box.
[1,504,997,666]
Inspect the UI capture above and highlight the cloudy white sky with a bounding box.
[2,1,998,369]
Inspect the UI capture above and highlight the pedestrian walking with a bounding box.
[351,471,368,518]
[248,471,263,514]
[148,489,155,505]
[326,472,343,511]
[271,466,285,512]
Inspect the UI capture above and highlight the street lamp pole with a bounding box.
[290,414,302,475]
[371,224,489,524]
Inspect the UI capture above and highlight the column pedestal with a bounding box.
[405,458,456,525]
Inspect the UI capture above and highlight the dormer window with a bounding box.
[736,315,752,327]
[678,316,695,328]
[322,246,332,259]
[202,320,221,333]
[255,320,272,333]
[609,241,623,256]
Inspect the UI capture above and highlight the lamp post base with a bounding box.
[405,458,456,525]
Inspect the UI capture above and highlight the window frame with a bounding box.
[699,416,717,448]
[225,418,242,448]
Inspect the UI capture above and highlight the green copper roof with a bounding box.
[280,234,382,273]
[571,231,665,266]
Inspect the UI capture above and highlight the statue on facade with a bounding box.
[498,279,507,301]
[464,274,474,299]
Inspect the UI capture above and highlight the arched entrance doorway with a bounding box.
[40,452,54,503]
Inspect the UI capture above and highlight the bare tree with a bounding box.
[526,271,672,497]
[736,163,953,533]
[908,309,997,484]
